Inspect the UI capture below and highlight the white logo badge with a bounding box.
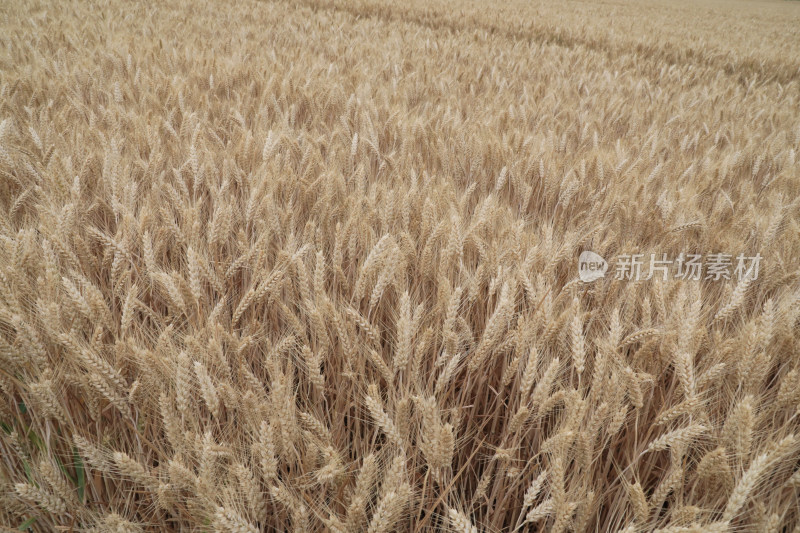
[578,251,607,282]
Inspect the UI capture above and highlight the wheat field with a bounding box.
[1,0,800,531]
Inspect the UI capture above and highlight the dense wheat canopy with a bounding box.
[1,0,800,531]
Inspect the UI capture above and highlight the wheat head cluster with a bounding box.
[1,0,799,531]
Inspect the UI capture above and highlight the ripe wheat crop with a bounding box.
[1,0,799,531]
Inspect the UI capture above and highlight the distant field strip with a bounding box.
[275,0,800,85]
